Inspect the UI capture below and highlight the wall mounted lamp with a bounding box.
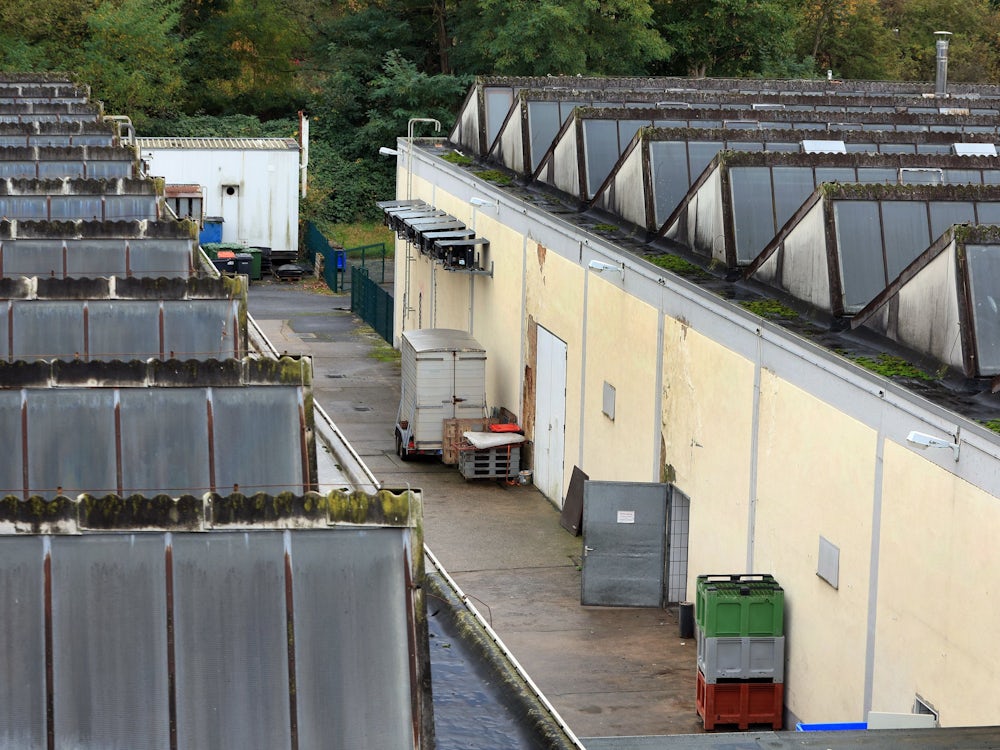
[588,259,624,276]
[470,196,498,209]
[906,430,960,461]
[378,147,399,157]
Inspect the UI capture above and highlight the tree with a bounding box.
[794,0,899,79]
[884,0,1000,83]
[652,0,802,78]
[450,0,671,76]
[79,0,189,123]
[181,0,307,116]
[0,0,97,70]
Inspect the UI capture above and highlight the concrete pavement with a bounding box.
[247,280,703,741]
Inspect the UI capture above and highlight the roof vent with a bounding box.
[953,143,997,157]
[935,31,952,98]
[801,139,847,154]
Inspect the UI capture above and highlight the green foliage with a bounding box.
[355,51,471,159]
[442,152,473,166]
[738,298,799,319]
[322,222,394,252]
[982,419,1000,435]
[851,353,934,380]
[143,113,298,138]
[180,0,306,116]
[648,253,710,279]
[795,0,900,80]
[652,0,804,77]
[451,0,671,76]
[474,169,514,186]
[593,223,619,232]
[301,140,395,224]
[885,0,1000,83]
[79,0,189,125]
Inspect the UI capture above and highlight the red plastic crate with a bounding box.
[695,668,783,731]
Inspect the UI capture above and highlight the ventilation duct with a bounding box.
[935,31,952,98]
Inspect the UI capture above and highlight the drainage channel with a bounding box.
[425,548,585,750]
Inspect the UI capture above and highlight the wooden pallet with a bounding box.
[442,418,495,464]
[458,445,520,480]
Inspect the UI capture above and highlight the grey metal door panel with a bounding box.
[581,481,668,607]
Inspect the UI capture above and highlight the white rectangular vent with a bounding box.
[817,536,840,588]
[802,139,847,154]
[602,381,616,421]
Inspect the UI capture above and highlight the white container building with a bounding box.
[137,136,301,255]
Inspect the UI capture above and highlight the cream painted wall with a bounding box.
[394,154,1000,728]
[662,319,754,588]
[874,440,1000,726]
[582,276,659,481]
[524,244,586,494]
[467,209,526,419]
[754,372,877,723]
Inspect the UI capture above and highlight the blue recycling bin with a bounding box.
[199,217,223,245]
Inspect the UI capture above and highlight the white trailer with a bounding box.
[396,328,487,460]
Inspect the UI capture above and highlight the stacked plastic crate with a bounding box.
[694,574,785,731]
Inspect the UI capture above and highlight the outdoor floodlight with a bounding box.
[588,260,624,276]
[906,430,959,460]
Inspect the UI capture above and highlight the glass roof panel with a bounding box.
[834,201,886,310]
[967,244,1000,372]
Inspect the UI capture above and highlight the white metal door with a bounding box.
[221,184,240,243]
[533,326,567,506]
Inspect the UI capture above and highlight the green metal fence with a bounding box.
[347,243,387,283]
[305,222,388,293]
[304,221,328,266]
[351,266,394,344]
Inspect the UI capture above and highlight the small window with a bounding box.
[602,381,616,421]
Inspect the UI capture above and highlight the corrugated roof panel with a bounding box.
[136,137,299,151]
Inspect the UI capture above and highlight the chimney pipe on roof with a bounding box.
[935,31,952,98]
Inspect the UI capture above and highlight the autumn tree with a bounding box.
[794,0,899,79]
[883,0,1000,83]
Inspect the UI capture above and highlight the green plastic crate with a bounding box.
[696,574,784,637]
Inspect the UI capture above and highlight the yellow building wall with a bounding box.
[874,441,1000,726]
[754,372,876,723]
[524,242,586,493]
[582,275,660,481]
[467,209,526,419]
[662,319,754,590]
[393,183,528,420]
